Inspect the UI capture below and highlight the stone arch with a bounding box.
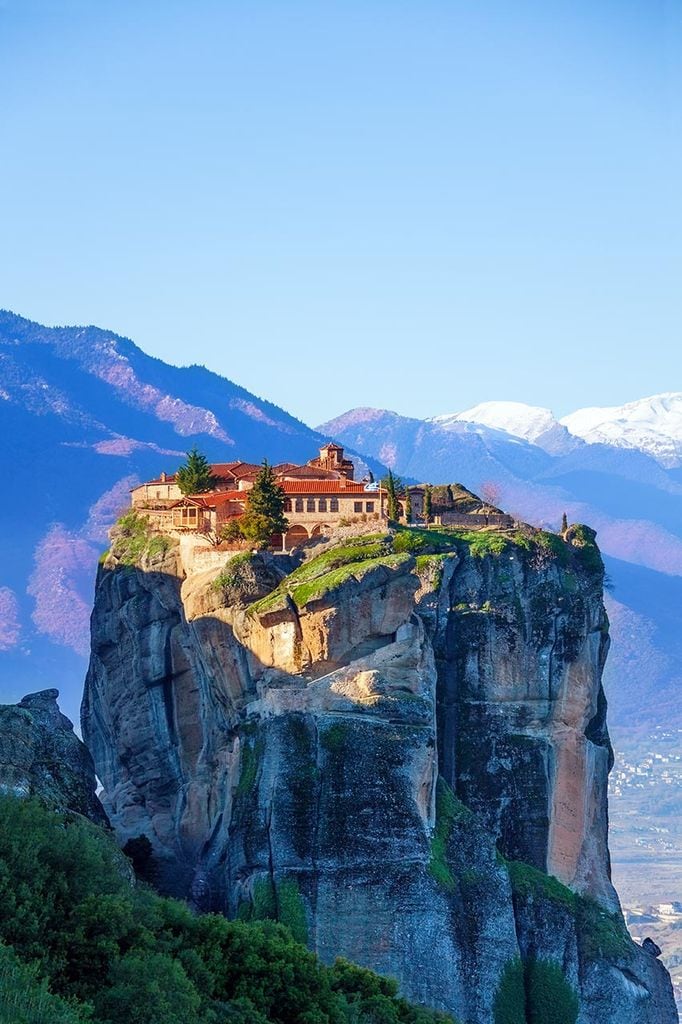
[285,524,309,549]
[311,524,332,538]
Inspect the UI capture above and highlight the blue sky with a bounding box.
[1,0,680,425]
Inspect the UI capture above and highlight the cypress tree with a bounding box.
[386,470,398,522]
[561,511,569,534]
[423,485,432,524]
[176,447,217,495]
[239,461,289,548]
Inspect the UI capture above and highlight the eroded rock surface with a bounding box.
[82,530,678,1023]
[0,688,107,824]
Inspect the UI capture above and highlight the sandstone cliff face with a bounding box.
[82,530,677,1024]
[0,688,107,824]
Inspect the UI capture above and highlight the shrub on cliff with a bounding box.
[110,510,171,566]
[525,960,578,1024]
[0,795,456,1024]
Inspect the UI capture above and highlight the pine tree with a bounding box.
[423,485,432,524]
[561,511,569,534]
[175,447,217,495]
[385,470,399,522]
[404,489,412,524]
[239,461,289,548]
[446,484,455,507]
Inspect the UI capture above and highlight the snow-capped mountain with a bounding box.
[431,401,578,455]
[430,394,682,467]
[561,393,682,468]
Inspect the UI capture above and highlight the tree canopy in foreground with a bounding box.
[0,795,453,1024]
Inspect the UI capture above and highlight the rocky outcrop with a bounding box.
[0,688,107,824]
[82,529,678,1023]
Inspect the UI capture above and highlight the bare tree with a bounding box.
[480,480,501,508]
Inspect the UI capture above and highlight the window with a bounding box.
[284,499,292,512]
[174,506,199,528]
[319,498,327,512]
[295,498,304,512]
[330,498,339,512]
[366,502,374,513]
[307,497,316,512]
[354,501,363,513]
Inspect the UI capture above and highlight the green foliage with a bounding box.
[392,527,456,555]
[576,897,632,961]
[384,470,400,522]
[277,879,308,945]
[393,529,429,554]
[493,958,526,1024]
[211,553,253,594]
[250,534,403,612]
[415,554,449,590]
[506,860,577,913]
[381,470,404,492]
[330,958,455,1024]
[175,447,217,495]
[564,524,603,576]
[525,960,578,1024]
[455,529,512,557]
[493,957,579,1024]
[0,943,89,1024]
[111,510,171,566]
[239,461,289,548]
[404,489,412,523]
[240,876,307,943]
[0,794,453,1024]
[96,951,202,1024]
[320,722,350,752]
[290,554,410,607]
[250,878,278,921]
[428,778,470,892]
[220,518,245,542]
[236,734,264,796]
[507,859,631,965]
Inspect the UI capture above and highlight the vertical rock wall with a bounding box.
[82,533,678,1024]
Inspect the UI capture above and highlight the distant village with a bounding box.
[131,441,513,550]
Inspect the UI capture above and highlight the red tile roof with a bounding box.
[278,480,383,494]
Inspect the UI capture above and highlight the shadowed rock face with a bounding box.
[0,688,107,825]
[417,540,616,910]
[81,535,678,1024]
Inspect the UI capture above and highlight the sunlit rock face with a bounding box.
[82,532,677,1024]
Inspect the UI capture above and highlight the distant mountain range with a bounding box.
[319,402,682,738]
[431,394,682,466]
[2,308,680,748]
[0,311,379,722]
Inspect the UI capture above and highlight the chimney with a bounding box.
[160,471,167,483]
